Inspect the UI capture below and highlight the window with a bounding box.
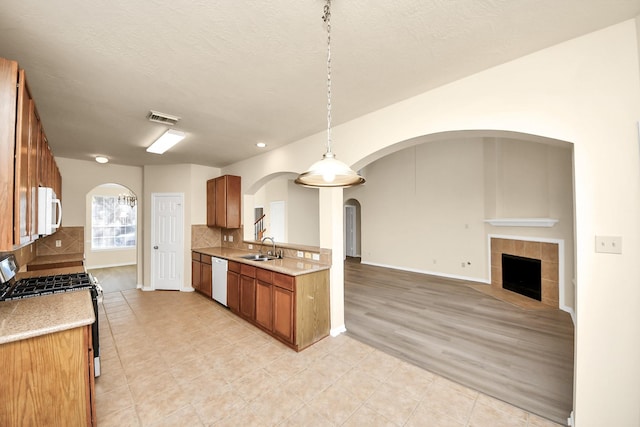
[91,195,137,249]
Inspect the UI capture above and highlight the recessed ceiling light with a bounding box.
[95,156,109,164]
[256,142,267,148]
[146,129,186,154]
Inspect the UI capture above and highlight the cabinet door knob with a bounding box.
[153,245,158,249]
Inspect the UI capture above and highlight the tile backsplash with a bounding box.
[191,225,222,249]
[36,226,84,256]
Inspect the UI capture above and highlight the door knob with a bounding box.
[153,246,158,249]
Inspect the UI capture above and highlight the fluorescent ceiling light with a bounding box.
[146,129,186,154]
[95,156,109,164]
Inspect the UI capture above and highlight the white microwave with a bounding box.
[38,187,62,236]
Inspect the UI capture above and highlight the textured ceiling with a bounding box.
[0,0,638,167]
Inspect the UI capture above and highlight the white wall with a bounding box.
[57,157,143,284]
[222,20,640,426]
[190,164,221,224]
[346,138,487,279]
[252,175,320,246]
[142,164,219,291]
[287,179,319,246]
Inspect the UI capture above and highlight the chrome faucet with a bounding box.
[260,236,277,258]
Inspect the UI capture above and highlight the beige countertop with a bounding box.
[17,265,86,279]
[193,247,330,276]
[26,253,85,271]
[0,290,95,345]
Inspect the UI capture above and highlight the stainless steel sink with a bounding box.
[238,254,275,262]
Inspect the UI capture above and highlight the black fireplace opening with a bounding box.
[502,253,542,301]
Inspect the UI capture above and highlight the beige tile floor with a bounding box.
[96,289,564,427]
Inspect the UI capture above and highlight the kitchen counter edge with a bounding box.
[192,247,330,276]
[0,290,95,345]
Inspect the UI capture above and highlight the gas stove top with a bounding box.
[1,272,96,301]
[0,255,99,302]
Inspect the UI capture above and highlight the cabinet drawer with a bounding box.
[273,272,294,291]
[201,255,212,265]
[240,264,256,278]
[256,268,272,283]
[192,252,201,261]
[228,261,241,273]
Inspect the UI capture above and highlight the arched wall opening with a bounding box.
[220,21,640,424]
[344,129,575,312]
[84,183,140,290]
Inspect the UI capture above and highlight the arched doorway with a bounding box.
[85,183,139,293]
[344,198,362,259]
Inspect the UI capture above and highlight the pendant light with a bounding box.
[295,0,365,188]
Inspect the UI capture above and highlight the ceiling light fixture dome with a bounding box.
[295,0,364,188]
[95,156,109,164]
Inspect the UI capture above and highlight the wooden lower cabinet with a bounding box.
[239,264,257,320]
[191,252,201,293]
[192,252,212,298]
[227,262,240,313]
[0,325,96,426]
[225,262,329,351]
[272,285,294,343]
[201,257,212,298]
[255,279,273,330]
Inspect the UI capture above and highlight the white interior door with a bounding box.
[345,205,356,257]
[151,193,184,290]
[269,201,285,242]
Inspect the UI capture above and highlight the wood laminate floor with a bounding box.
[344,259,574,425]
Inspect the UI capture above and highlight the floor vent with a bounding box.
[147,110,180,126]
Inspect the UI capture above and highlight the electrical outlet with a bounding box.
[595,236,622,254]
[297,251,304,258]
[223,235,227,242]
[248,244,253,249]
[55,240,62,247]
[229,235,233,242]
[312,253,320,261]
[304,252,311,259]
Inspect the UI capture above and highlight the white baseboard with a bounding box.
[136,284,143,289]
[181,287,195,292]
[562,306,576,325]
[330,325,347,337]
[568,410,574,426]
[141,286,153,292]
[360,261,490,284]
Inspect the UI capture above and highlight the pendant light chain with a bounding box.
[324,0,333,154]
[294,0,365,187]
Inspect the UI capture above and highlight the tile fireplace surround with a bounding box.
[490,237,560,308]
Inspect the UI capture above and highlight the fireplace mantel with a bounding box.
[484,218,558,227]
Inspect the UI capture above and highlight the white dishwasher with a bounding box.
[211,256,228,306]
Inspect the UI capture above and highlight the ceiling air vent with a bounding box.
[147,110,180,126]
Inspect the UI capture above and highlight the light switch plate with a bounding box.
[595,236,622,254]
[312,253,320,261]
[55,240,62,247]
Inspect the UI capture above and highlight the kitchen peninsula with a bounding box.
[192,246,330,352]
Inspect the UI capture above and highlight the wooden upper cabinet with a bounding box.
[0,56,63,250]
[207,175,241,229]
[0,58,18,250]
[14,70,35,245]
